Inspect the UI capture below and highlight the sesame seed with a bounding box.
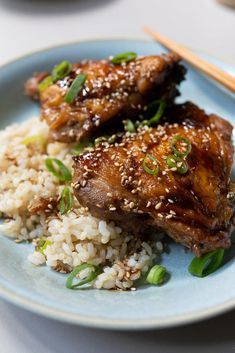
[155,202,162,210]
[165,214,173,219]
[131,189,138,194]
[81,180,87,187]
[109,206,117,211]
[146,201,151,208]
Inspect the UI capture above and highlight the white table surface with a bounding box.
[0,0,235,352]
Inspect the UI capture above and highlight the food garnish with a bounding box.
[59,187,73,215]
[188,249,225,277]
[124,119,136,133]
[64,73,87,103]
[45,158,72,182]
[71,141,94,155]
[22,134,46,152]
[66,264,102,289]
[38,76,53,92]
[39,60,72,92]
[111,52,137,64]
[148,100,166,126]
[51,60,72,82]
[146,264,168,285]
[143,154,160,176]
[171,135,192,158]
[166,154,189,174]
[36,237,52,254]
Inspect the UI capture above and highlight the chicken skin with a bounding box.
[25,54,185,142]
[73,102,234,257]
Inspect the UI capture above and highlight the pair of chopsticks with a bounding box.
[143,26,235,94]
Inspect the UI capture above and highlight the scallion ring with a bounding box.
[171,135,192,158]
[71,141,94,155]
[64,73,87,104]
[36,237,52,254]
[124,119,136,133]
[59,187,73,215]
[148,100,166,126]
[22,134,46,152]
[38,75,53,92]
[51,60,72,82]
[188,249,224,277]
[143,154,160,176]
[166,154,189,174]
[146,265,168,285]
[66,264,102,289]
[111,52,137,64]
[45,158,72,182]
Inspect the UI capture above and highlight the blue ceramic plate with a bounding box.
[0,39,234,330]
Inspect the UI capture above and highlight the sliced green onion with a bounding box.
[64,73,87,104]
[40,240,52,254]
[51,60,72,82]
[146,264,168,285]
[136,119,149,129]
[124,119,136,133]
[71,141,94,155]
[45,158,72,182]
[166,154,189,174]
[59,187,73,215]
[66,264,102,289]
[171,135,192,158]
[111,52,137,64]
[148,100,166,126]
[94,135,117,146]
[188,249,224,277]
[143,154,160,176]
[39,61,72,92]
[22,134,46,151]
[36,237,52,254]
[107,135,117,144]
[94,136,108,145]
[38,75,53,92]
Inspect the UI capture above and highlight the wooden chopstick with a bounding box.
[143,26,235,94]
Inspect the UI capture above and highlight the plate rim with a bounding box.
[0,37,235,330]
[1,282,235,330]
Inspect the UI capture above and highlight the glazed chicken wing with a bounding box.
[25,54,185,142]
[73,102,234,256]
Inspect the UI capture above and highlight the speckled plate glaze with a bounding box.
[0,39,234,330]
